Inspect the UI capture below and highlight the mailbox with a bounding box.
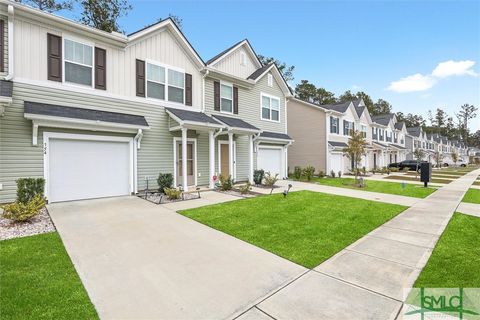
[420,162,432,187]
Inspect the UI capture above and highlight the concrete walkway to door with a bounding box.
[249,169,480,320]
[48,196,306,320]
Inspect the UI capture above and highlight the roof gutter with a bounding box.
[5,4,14,80]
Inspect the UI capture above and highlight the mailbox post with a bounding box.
[420,162,432,187]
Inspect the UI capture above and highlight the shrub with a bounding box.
[157,173,173,193]
[293,166,302,179]
[16,178,45,204]
[338,171,342,178]
[263,172,279,187]
[164,188,182,200]
[2,194,45,222]
[253,169,264,185]
[239,182,252,195]
[330,170,336,178]
[318,171,325,178]
[219,174,234,191]
[402,167,409,172]
[303,166,315,181]
[390,167,399,172]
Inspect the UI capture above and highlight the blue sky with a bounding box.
[61,0,480,131]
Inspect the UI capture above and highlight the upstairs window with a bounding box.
[220,83,233,113]
[261,94,280,121]
[330,117,339,134]
[64,39,93,86]
[343,120,354,136]
[361,125,367,138]
[146,62,185,104]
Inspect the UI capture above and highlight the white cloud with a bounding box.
[351,84,362,90]
[431,60,477,78]
[387,60,477,93]
[387,74,437,93]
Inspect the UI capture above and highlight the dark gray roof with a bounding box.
[371,114,394,126]
[165,108,221,125]
[206,39,247,65]
[321,101,351,113]
[394,121,405,130]
[247,63,273,80]
[212,114,259,130]
[0,80,13,97]
[260,131,292,140]
[406,126,422,137]
[354,105,366,118]
[24,101,149,127]
[391,144,407,150]
[328,141,348,148]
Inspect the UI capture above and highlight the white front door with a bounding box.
[47,135,132,203]
[257,147,283,177]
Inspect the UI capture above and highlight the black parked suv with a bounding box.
[388,160,428,171]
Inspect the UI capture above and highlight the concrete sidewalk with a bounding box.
[252,169,480,320]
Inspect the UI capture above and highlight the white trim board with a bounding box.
[218,140,237,180]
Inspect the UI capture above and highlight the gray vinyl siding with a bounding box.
[204,74,287,133]
[0,82,209,203]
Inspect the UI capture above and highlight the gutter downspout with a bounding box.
[201,70,209,113]
[134,129,143,149]
[133,129,143,194]
[5,5,14,81]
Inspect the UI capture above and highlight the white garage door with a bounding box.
[48,137,132,203]
[330,153,343,175]
[257,147,283,177]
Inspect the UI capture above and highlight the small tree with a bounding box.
[451,151,458,167]
[343,130,367,183]
[413,148,426,178]
[433,151,443,168]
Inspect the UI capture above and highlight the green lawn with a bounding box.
[414,213,480,288]
[180,191,407,268]
[462,189,480,204]
[386,175,452,184]
[307,177,436,198]
[0,232,98,320]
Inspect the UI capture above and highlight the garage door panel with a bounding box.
[330,153,343,175]
[49,138,131,202]
[257,148,283,177]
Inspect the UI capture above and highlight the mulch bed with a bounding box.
[0,207,56,241]
[139,191,201,204]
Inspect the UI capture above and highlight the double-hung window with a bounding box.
[64,39,93,86]
[361,125,367,138]
[146,62,185,104]
[261,94,280,121]
[330,117,339,134]
[343,120,354,136]
[220,83,233,113]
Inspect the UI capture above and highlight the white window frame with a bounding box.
[343,120,354,136]
[145,59,185,105]
[361,125,367,138]
[260,92,280,123]
[220,81,234,114]
[330,116,339,134]
[62,36,95,89]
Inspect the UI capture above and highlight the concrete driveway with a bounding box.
[48,196,306,320]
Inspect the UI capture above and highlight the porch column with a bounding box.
[228,131,234,180]
[181,127,188,192]
[209,130,215,188]
[248,134,254,183]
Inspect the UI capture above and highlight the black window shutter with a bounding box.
[94,47,106,90]
[47,33,62,82]
[336,118,339,134]
[136,59,145,97]
[233,86,238,114]
[343,120,347,135]
[185,73,192,106]
[0,20,4,73]
[214,81,220,111]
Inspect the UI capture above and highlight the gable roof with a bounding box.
[206,39,262,68]
[354,105,366,118]
[212,114,259,131]
[406,126,422,137]
[394,121,405,131]
[322,101,352,113]
[127,18,204,68]
[247,63,273,80]
[165,107,220,126]
[371,114,394,126]
[247,62,292,96]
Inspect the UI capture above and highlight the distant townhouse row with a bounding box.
[0,1,292,203]
[287,98,470,175]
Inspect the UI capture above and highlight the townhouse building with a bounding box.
[0,2,292,203]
